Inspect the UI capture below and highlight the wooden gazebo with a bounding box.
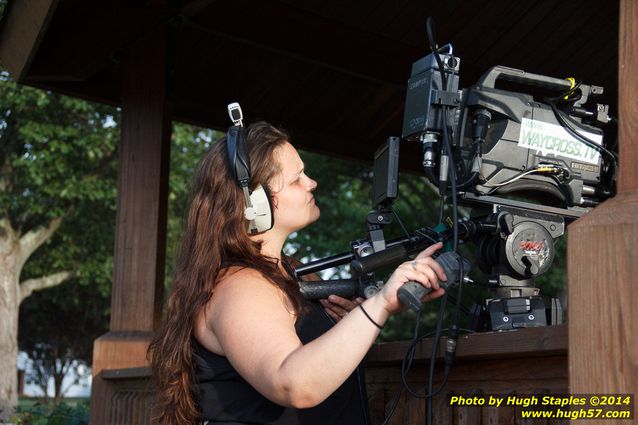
[1,0,635,423]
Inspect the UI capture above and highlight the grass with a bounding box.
[18,397,89,409]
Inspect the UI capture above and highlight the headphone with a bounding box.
[226,102,274,234]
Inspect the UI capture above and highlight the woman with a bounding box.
[148,121,446,425]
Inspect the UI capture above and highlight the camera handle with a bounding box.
[397,251,471,312]
[476,65,573,92]
[298,279,358,300]
[298,277,382,300]
[476,65,604,108]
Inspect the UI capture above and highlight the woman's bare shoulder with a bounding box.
[216,266,276,293]
[211,265,295,317]
[196,265,295,354]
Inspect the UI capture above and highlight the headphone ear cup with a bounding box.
[248,185,274,233]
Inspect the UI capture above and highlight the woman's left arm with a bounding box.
[285,255,364,322]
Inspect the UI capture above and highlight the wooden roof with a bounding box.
[0,0,619,162]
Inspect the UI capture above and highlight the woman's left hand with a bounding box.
[320,295,365,322]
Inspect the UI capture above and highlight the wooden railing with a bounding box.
[365,325,568,424]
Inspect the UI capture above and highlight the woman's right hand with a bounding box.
[376,242,448,314]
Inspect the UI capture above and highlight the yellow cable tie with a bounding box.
[564,77,576,100]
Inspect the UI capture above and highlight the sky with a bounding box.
[18,352,91,398]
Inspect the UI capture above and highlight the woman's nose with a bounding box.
[308,177,317,191]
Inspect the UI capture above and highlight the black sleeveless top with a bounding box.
[193,300,370,425]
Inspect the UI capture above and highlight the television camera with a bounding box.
[295,25,616,332]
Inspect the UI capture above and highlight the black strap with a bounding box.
[227,125,251,186]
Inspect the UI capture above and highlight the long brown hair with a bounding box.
[147,121,305,425]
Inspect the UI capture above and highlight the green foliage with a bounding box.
[11,401,89,425]
[1,71,119,284]
[1,70,117,395]
[1,77,118,221]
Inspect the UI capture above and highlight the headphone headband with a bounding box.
[227,125,251,186]
[225,102,274,234]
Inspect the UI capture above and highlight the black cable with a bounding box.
[382,308,423,425]
[426,167,440,188]
[400,292,449,400]
[546,100,617,165]
[391,319,475,423]
[426,17,447,91]
[424,17,460,425]
[426,292,449,416]
[438,196,445,224]
[442,108,459,253]
[443,259,465,378]
[425,16,459,252]
[380,386,404,425]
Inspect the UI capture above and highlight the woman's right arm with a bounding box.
[202,243,446,408]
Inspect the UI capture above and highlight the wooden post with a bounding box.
[89,28,171,425]
[568,0,637,422]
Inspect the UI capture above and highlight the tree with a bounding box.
[0,70,119,418]
[18,280,110,403]
[14,117,217,407]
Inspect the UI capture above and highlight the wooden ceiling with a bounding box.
[1,0,619,163]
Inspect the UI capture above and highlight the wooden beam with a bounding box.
[567,1,637,422]
[0,0,59,80]
[616,1,638,191]
[109,29,170,334]
[90,27,171,425]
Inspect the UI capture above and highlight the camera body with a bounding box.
[402,50,613,216]
[398,48,614,329]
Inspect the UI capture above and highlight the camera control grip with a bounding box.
[397,251,471,311]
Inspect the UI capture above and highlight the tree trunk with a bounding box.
[0,216,71,419]
[53,372,63,405]
[0,227,20,421]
